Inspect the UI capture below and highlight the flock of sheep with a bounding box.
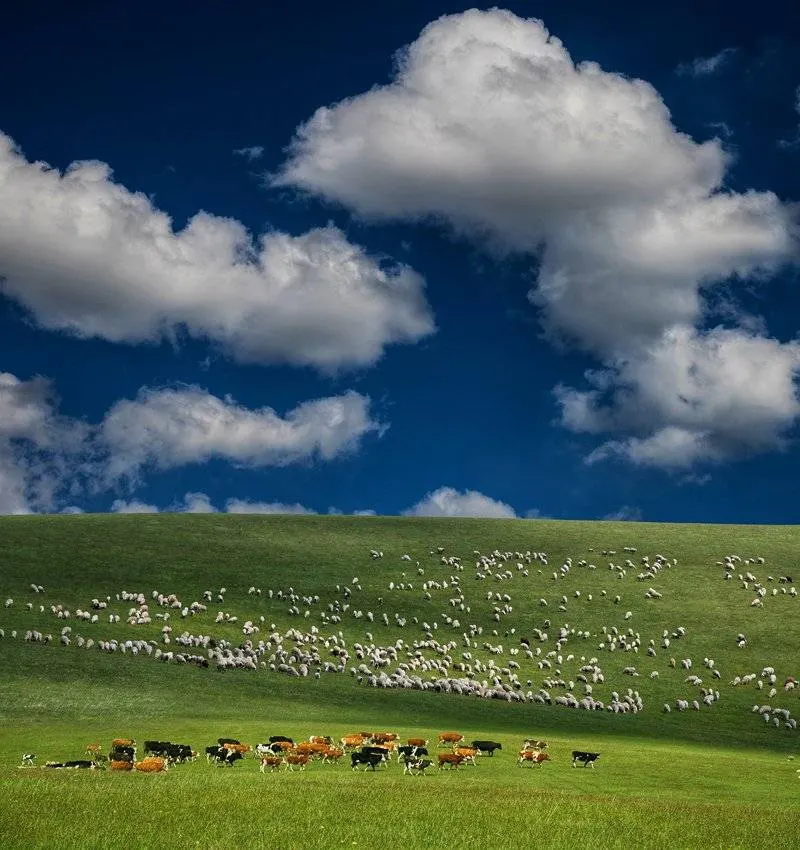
[2,542,798,738]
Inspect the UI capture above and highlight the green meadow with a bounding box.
[0,514,798,849]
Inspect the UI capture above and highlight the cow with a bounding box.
[134,757,168,772]
[523,739,548,751]
[360,746,390,764]
[370,732,398,744]
[309,736,333,746]
[404,758,433,776]
[259,756,283,772]
[85,744,102,757]
[285,754,311,771]
[112,738,135,748]
[321,747,345,764]
[109,745,135,762]
[471,740,502,756]
[398,745,428,762]
[341,735,365,750]
[518,751,551,767]
[209,746,243,766]
[454,747,479,765]
[64,760,101,769]
[407,738,428,748]
[110,760,134,771]
[20,753,35,767]
[269,736,294,745]
[351,752,384,771]
[572,751,600,768]
[437,753,465,769]
[437,732,464,747]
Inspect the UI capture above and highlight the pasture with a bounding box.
[0,514,798,849]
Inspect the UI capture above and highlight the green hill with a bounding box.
[0,514,798,849]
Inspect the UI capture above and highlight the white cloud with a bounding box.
[225,499,316,514]
[111,498,159,513]
[0,372,90,513]
[276,9,798,468]
[100,386,382,484]
[676,48,737,77]
[61,505,85,514]
[403,486,517,518]
[179,492,217,513]
[602,505,643,521]
[233,146,265,161]
[0,132,434,372]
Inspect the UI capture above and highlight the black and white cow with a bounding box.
[572,750,600,768]
[351,751,384,771]
[398,745,428,762]
[403,758,433,775]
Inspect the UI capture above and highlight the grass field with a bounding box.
[0,514,798,849]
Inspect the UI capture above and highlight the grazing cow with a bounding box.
[134,757,168,772]
[259,756,283,772]
[20,753,35,767]
[284,754,311,771]
[351,752,384,771]
[437,732,464,747]
[471,741,502,756]
[572,751,600,768]
[404,758,433,776]
[437,753,466,769]
[518,751,551,766]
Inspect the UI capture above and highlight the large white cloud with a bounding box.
[403,486,517,518]
[276,9,799,467]
[100,386,382,484]
[0,132,434,372]
[0,370,382,512]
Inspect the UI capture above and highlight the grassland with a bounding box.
[0,514,798,849]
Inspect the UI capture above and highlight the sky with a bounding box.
[1,0,799,523]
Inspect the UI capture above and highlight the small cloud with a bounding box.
[679,473,712,486]
[61,505,84,514]
[180,492,217,513]
[676,47,737,77]
[233,146,265,161]
[602,505,643,521]
[352,509,376,516]
[111,498,159,513]
[403,486,517,518]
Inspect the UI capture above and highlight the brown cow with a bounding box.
[407,738,428,748]
[518,750,551,766]
[226,743,251,756]
[294,742,327,757]
[341,735,365,750]
[259,756,283,773]
[112,738,135,748]
[85,744,102,756]
[134,757,168,773]
[321,747,344,764]
[272,740,294,752]
[438,732,464,747]
[309,736,333,746]
[110,760,134,771]
[453,747,479,765]
[285,754,311,771]
[371,732,398,744]
[438,753,466,769]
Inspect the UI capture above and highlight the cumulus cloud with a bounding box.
[111,498,159,513]
[225,499,316,514]
[276,9,798,468]
[0,369,382,513]
[0,132,434,372]
[100,386,382,485]
[676,48,737,77]
[403,486,517,518]
[0,372,90,513]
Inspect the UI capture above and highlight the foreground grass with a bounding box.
[0,514,798,848]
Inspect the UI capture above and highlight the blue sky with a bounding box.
[1,0,799,522]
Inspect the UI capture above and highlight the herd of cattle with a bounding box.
[21,732,600,774]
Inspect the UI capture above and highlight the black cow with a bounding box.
[65,760,101,769]
[572,750,600,768]
[268,735,294,745]
[471,740,502,756]
[211,748,243,766]
[351,752,383,771]
[360,746,390,763]
[398,745,428,762]
[165,744,193,763]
